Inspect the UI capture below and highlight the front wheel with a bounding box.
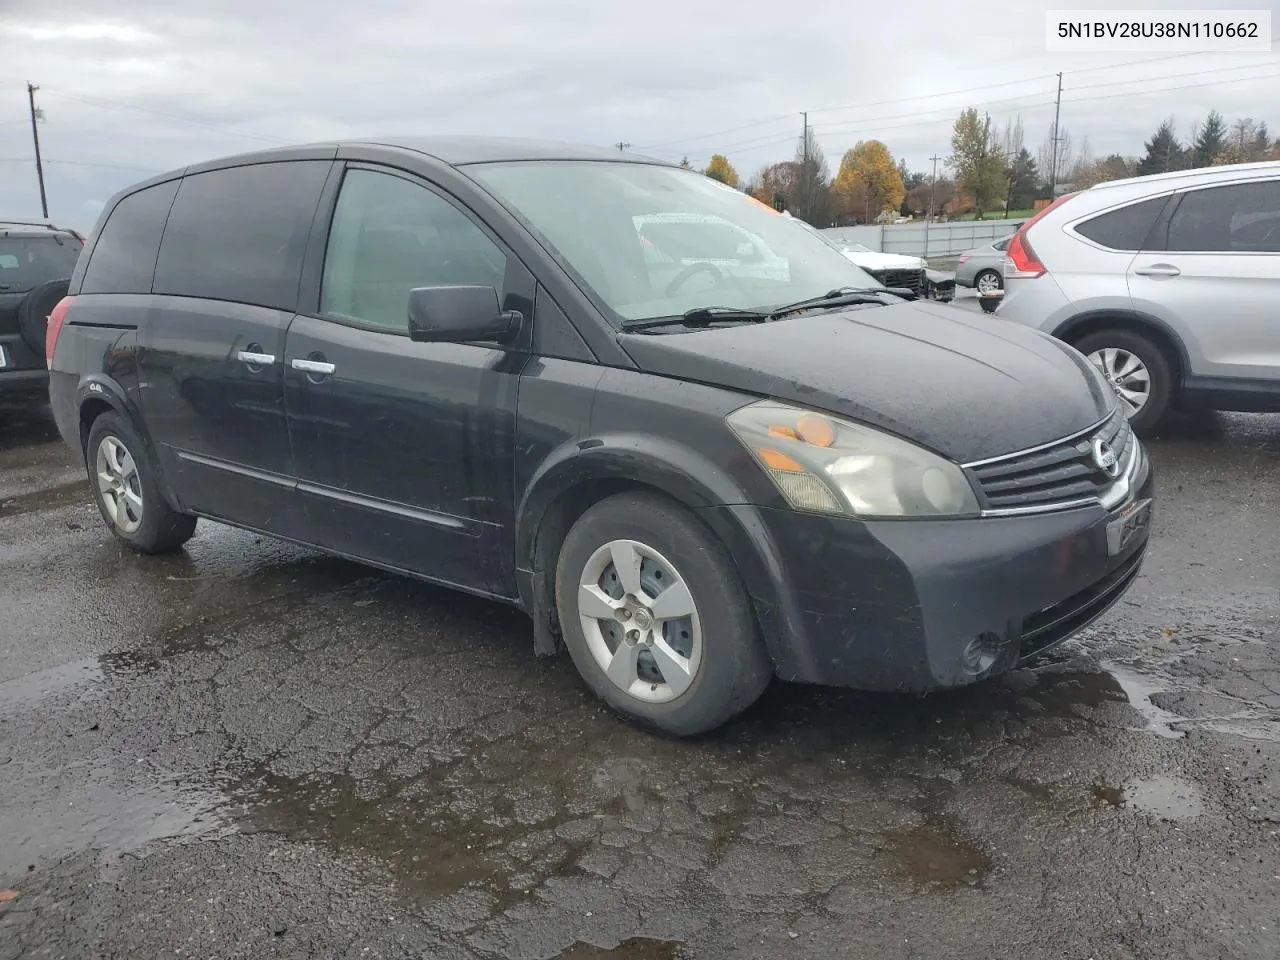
[1073,329,1173,433]
[554,492,771,736]
[86,412,197,553]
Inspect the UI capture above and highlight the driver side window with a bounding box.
[321,168,508,330]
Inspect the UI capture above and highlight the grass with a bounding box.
[950,209,1034,221]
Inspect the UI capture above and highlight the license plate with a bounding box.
[1106,497,1152,556]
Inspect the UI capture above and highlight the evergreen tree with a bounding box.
[1136,119,1185,176]
[1192,110,1227,168]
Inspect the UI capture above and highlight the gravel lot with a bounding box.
[2,321,1278,958]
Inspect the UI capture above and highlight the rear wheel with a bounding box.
[1073,329,1173,433]
[554,492,771,736]
[974,269,1003,294]
[86,412,196,553]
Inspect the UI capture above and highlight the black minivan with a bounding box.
[47,138,1153,735]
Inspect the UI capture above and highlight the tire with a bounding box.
[974,269,1003,294]
[1072,329,1174,434]
[554,492,771,736]
[18,278,70,355]
[85,411,197,554]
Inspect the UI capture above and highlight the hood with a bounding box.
[619,300,1114,463]
[840,249,926,271]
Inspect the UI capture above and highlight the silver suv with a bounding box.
[997,161,1280,431]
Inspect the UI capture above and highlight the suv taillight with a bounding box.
[45,295,74,367]
[1004,192,1079,280]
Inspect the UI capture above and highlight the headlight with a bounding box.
[727,400,980,518]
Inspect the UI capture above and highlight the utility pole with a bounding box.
[27,82,48,219]
[614,141,630,152]
[926,154,941,259]
[801,112,809,221]
[1049,72,1063,197]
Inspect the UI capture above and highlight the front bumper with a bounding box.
[708,452,1153,692]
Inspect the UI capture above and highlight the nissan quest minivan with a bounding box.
[46,138,1154,735]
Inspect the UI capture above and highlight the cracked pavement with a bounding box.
[1,397,1278,960]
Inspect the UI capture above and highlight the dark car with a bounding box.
[1,220,83,404]
[46,138,1154,736]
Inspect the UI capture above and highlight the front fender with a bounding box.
[515,432,796,672]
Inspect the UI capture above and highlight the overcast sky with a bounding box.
[2,0,1278,231]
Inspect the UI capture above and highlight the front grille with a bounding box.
[1018,545,1146,661]
[966,410,1134,512]
[870,268,925,294]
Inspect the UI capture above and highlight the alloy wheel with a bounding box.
[577,539,703,703]
[95,435,144,534]
[1087,347,1151,417]
[976,271,1002,294]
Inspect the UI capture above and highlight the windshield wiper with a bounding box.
[623,306,772,331]
[766,287,900,319]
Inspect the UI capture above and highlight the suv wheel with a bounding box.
[1073,329,1173,433]
[554,492,771,736]
[86,412,197,553]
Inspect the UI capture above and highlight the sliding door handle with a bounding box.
[291,358,336,375]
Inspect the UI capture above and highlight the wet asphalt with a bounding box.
[2,323,1279,958]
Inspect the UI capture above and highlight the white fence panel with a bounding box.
[822,219,1026,258]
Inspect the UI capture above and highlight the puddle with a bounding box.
[882,818,992,888]
[1091,775,1205,821]
[0,479,89,518]
[0,658,102,713]
[1101,662,1186,739]
[557,938,685,960]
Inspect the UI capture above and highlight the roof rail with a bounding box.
[0,219,78,235]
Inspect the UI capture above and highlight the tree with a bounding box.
[905,176,955,217]
[950,109,1007,218]
[1036,124,1073,192]
[1094,154,1133,183]
[996,115,1026,159]
[747,162,798,211]
[1255,121,1272,157]
[1192,110,1228,168]
[832,140,906,223]
[1007,147,1039,209]
[1136,118,1185,175]
[704,154,740,187]
[679,156,691,169]
[792,127,832,225]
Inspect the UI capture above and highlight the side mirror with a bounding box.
[407,285,521,344]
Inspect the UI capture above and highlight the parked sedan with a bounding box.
[955,236,1010,293]
[48,137,1153,736]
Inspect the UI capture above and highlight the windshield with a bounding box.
[470,161,881,322]
[0,235,82,293]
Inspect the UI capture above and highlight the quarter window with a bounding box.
[1074,196,1169,251]
[1165,180,1280,253]
[80,180,178,295]
[320,169,508,331]
[153,161,330,311]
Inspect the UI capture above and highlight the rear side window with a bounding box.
[992,237,1009,252]
[1073,196,1169,251]
[0,235,82,292]
[80,180,179,294]
[1164,180,1280,253]
[153,160,330,311]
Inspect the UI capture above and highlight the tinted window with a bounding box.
[1074,196,1168,251]
[0,235,82,292]
[1165,180,1280,253]
[320,168,507,330]
[80,180,178,295]
[153,161,330,311]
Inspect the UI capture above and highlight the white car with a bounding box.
[787,217,929,294]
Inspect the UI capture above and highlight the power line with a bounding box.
[36,86,292,145]
[639,39,1278,154]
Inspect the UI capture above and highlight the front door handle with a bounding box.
[1134,264,1181,278]
[237,350,276,365]
[291,357,336,375]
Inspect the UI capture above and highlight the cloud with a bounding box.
[0,0,1276,229]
